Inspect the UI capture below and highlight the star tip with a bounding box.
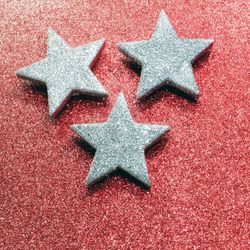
[16,67,29,79]
[209,40,214,50]
[86,177,95,189]
[160,9,166,15]
[117,42,127,52]
[86,181,91,189]
[116,92,126,103]
[15,68,23,77]
[136,93,142,99]
[48,26,55,35]
[118,92,125,97]
[95,87,108,97]
[205,39,214,47]
[48,106,61,119]
[117,42,123,47]
[100,37,106,43]
[69,124,76,130]
[143,178,151,189]
[48,27,61,40]
[48,111,56,119]
[136,91,146,101]
[194,95,199,101]
[159,9,169,19]
[98,38,106,47]
[86,183,95,190]
[193,89,200,99]
[165,125,171,132]
[101,87,109,95]
[70,124,82,132]
[135,96,141,102]
[157,125,171,137]
[101,91,109,97]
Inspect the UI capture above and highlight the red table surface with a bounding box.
[1,0,249,249]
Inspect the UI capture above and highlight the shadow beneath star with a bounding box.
[73,137,96,157]
[22,80,48,97]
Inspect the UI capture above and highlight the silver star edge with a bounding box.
[118,10,213,100]
[16,28,108,117]
[71,93,170,188]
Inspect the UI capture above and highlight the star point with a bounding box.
[71,93,170,188]
[118,10,213,100]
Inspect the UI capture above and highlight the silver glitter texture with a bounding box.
[71,93,170,188]
[118,10,213,100]
[16,28,108,117]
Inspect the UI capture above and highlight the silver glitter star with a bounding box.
[118,10,213,100]
[71,93,170,188]
[16,28,108,117]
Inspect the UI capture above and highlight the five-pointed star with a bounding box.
[71,93,170,188]
[16,28,108,117]
[118,10,213,100]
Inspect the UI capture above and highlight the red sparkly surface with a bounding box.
[1,0,249,249]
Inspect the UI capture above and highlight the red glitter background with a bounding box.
[1,0,249,249]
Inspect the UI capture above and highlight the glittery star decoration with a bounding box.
[118,10,213,100]
[16,28,108,117]
[71,93,170,188]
